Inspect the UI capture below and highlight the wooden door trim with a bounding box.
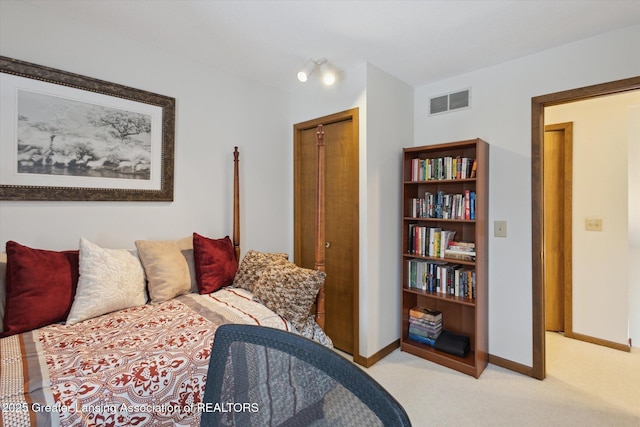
[294,108,359,132]
[293,108,360,360]
[531,76,640,380]
[544,122,573,335]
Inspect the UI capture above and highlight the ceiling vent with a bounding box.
[429,89,471,116]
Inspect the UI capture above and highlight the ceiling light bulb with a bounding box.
[297,60,316,83]
[320,63,336,86]
[297,71,309,83]
[322,71,336,85]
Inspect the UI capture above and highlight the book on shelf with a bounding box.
[444,240,476,261]
[408,191,475,220]
[406,259,447,292]
[408,227,459,258]
[407,259,475,298]
[409,317,442,329]
[410,156,477,182]
[409,317,442,331]
[447,241,475,250]
[409,306,442,322]
[464,190,470,220]
[408,229,477,263]
[469,191,476,220]
[409,318,442,331]
[443,249,476,261]
[440,230,456,258]
[408,332,437,346]
[469,159,477,178]
[409,325,442,340]
[428,227,441,257]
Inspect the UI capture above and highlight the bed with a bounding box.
[0,127,330,426]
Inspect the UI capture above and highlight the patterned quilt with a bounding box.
[0,288,297,427]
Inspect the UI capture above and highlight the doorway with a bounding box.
[531,76,640,380]
[293,108,359,356]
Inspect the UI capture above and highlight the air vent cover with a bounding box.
[429,89,471,116]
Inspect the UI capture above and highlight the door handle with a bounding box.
[325,242,331,248]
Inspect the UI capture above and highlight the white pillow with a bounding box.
[66,238,147,325]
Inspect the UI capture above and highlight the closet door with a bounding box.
[294,109,359,355]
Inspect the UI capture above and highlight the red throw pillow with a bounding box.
[1,241,79,337]
[193,233,238,294]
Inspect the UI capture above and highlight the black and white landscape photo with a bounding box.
[17,90,152,181]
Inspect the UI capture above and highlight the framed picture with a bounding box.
[0,56,175,201]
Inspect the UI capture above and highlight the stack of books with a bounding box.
[443,241,476,261]
[408,306,442,346]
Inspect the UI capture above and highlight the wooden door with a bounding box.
[544,123,573,332]
[294,109,359,354]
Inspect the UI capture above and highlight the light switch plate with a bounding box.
[585,218,603,231]
[494,220,507,238]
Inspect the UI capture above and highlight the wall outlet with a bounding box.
[585,218,603,231]
[494,220,507,238]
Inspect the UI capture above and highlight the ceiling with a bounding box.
[24,0,640,92]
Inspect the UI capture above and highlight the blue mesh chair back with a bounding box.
[201,324,411,426]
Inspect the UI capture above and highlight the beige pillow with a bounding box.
[135,236,197,303]
[67,238,147,325]
[0,252,6,332]
[252,257,325,331]
[233,250,288,293]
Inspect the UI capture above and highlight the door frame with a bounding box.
[531,76,640,380]
[293,108,360,360]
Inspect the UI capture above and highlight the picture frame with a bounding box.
[0,56,175,201]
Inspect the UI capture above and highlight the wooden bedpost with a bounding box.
[233,146,241,262]
[314,125,326,329]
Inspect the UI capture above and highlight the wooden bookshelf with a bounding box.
[400,139,488,378]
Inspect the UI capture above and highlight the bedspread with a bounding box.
[0,288,292,427]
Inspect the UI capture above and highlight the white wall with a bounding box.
[546,91,640,346]
[362,65,413,356]
[0,1,291,254]
[414,24,640,366]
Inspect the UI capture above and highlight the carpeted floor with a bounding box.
[361,332,640,426]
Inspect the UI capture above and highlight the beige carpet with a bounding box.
[362,332,640,426]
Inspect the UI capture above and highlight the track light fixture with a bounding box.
[296,61,315,83]
[297,58,337,86]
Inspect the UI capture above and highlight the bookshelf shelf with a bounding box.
[401,340,478,375]
[402,253,476,267]
[403,178,476,185]
[401,139,488,378]
[402,286,477,307]
[404,217,476,223]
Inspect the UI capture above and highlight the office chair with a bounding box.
[201,324,411,426]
